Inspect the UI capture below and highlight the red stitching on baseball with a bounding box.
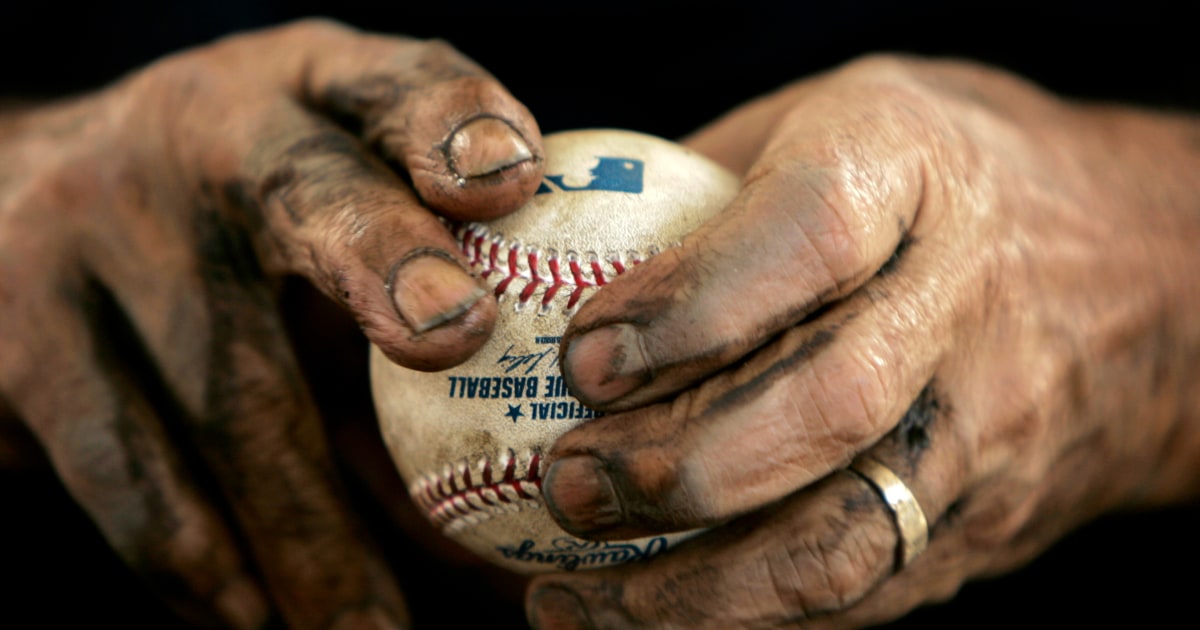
[453,221,651,310]
[414,449,544,530]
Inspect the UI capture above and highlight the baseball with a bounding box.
[369,128,739,574]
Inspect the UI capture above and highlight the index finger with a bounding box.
[295,23,544,221]
[559,63,931,410]
[172,20,545,369]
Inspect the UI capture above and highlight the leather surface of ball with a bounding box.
[370,128,739,574]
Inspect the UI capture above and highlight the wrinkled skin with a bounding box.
[4,16,1200,630]
[0,20,544,629]
[528,56,1200,628]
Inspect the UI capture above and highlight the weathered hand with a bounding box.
[0,19,542,628]
[527,55,1200,628]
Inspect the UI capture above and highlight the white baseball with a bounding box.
[369,128,739,574]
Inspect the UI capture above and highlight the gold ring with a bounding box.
[850,456,929,570]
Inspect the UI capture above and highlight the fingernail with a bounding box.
[563,323,650,405]
[528,586,594,630]
[391,252,486,333]
[544,455,623,536]
[447,117,532,178]
[215,576,270,630]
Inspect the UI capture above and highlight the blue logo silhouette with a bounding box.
[537,157,644,195]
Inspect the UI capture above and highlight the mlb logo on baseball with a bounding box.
[537,156,645,194]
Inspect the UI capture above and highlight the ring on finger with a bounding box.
[849,455,929,571]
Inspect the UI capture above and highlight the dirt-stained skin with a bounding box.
[0,19,546,629]
[527,55,1200,630]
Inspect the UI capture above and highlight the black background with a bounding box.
[3,2,1198,628]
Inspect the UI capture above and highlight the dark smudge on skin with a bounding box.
[192,186,314,501]
[841,481,882,515]
[318,68,469,157]
[193,191,268,498]
[649,564,727,626]
[897,381,947,467]
[318,76,417,175]
[560,247,842,410]
[222,180,265,237]
[942,497,966,526]
[254,164,298,222]
[651,287,842,398]
[702,328,838,418]
[218,178,308,297]
[292,132,381,179]
[319,76,407,132]
[76,277,216,598]
[195,195,268,293]
[250,131,383,226]
[542,579,629,629]
[878,218,913,277]
[601,342,631,388]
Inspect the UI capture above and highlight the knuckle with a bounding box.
[839,53,923,84]
[416,37,463,61]
[811,205,869,289]
[960,484,1035,551]
[742,161,870,292]
[279,16,357,41]
[836,54,960,111]
[137,48,238,109]
[761,110,934,290]
[762,514,886,619]
[411,39,488,83]
[814,349,892,448]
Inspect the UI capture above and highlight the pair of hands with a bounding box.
[2,19,1198,629]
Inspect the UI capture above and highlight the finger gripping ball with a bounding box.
[370,129,738,574]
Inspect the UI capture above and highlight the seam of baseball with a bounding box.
[411,448,545,533]
[455,221,660,312]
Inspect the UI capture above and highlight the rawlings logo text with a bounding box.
[496,537,669,571]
